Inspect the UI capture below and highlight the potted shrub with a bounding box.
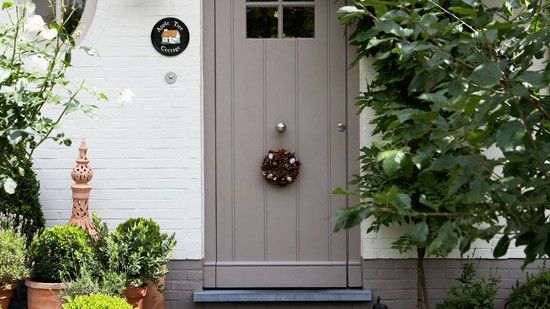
[27,225,94,309]
[62,293,133,309]
[0,228,30,309]
[113,218,176,309]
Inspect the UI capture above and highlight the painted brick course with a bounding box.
[165,259,544,308]
[364,259,546,309]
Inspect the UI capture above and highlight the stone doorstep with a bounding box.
[193,289,372,303]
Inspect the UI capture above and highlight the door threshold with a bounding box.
[193,289,372,303]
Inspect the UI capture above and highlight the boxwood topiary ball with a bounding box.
[30,225,94,283]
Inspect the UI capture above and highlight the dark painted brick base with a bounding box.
[164,259,546,309]
[363,259,547,309]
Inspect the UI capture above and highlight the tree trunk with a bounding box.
[416,246,430,309]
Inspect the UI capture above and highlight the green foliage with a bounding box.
[0,159,44,244]
[0,228,29,287]
[30,225,94,282]
[0,1,108,193]
[61,214,127,299]
[113,218,176,288]
[437,263,498,309]
[335,0,549,264]
[507,269,550,309]
[61,267,126,301]
[62,293,133,309]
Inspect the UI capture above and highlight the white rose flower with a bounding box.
[117,89,135,104]
[0,86,15,94]
[0,69,11,83]
[22,55,49,75]
[25,15,46,33]
[40,28,58,40]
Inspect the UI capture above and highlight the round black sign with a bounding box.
[151,17,190,56]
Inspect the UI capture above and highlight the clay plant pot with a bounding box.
[25,280,65,309]
[143,265,166,309]
[124,285,148,309]
[0,283,17,309]
[143,280,164,309]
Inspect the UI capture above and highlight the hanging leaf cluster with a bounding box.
[334,0,549,265]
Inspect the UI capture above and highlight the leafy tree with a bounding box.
[334,0,549,308]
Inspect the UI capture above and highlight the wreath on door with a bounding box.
[261,149,300,187]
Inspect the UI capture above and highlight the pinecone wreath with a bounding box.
[261,149,300,187]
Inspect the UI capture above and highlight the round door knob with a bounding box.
[276,122,287,133]
[337,123,347,132]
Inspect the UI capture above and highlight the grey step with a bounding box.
[193,289,372,303]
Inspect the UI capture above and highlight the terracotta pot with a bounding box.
[0,283,17,309]
[143,280,164,309]
[124,285,148,309]
[25,280,65,309]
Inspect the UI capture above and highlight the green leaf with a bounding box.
[519,71,545,88]
[2,1,14,9]
[377,149,406,175]
[470,62,502,87]
[391,109,418,123]
[478,225,503,241]
[459,234,473,253]
[332,206,370,232]
[418,93,447,105]
[406,222,429,245]
[377,20,413,37]
[466,179,490,203]
[392,192,412,211]
[449,6,477,15]
[493,235,510,258]
[3,177,17,194]
[332,187,353,196]
[337,6,365,24]
[496,120,525,153]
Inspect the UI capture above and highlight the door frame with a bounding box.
[202,0,361,288]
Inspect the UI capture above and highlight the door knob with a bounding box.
[276,122,287,133]
[337,123,346,132]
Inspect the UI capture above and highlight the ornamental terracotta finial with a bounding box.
[68,138,98,241]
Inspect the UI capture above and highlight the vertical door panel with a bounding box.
[265,39,298,261]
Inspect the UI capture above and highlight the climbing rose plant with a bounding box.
[0,0,109,194]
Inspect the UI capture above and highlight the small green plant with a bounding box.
[0,160,44,244]
[0,228,30,288]
[61,267,126,301]
[507,269,550,309]
[62,293,133,309]
[113,218,176,288]
[30,225,94,282]
[438,262,498,309]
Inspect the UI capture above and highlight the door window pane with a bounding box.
[283,6,314,38]
[246,7,278,39]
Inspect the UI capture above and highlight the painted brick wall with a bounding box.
[363,259,546,309]
[32,0,203,259]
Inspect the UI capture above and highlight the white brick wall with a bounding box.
[33,0,203,259]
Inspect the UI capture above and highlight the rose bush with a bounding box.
[0,0,109,193]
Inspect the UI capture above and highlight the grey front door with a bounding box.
[212,0,360,288]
